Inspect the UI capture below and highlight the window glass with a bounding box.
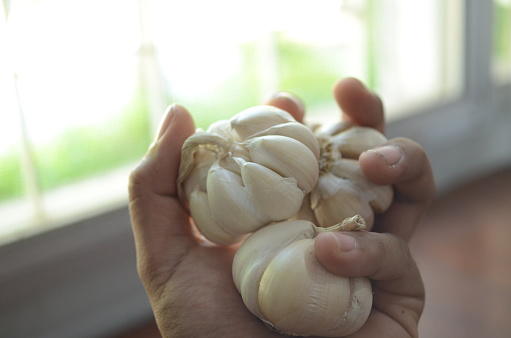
[148,0,354,128]
[493,0,511,84]
[148,0,463,125]
[0,0,149,241]
[0,0,464,242]
[364,0,463,117]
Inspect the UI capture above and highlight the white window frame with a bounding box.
[389,0,511,193]
[1,1,510,337]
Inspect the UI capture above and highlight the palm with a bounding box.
[159,244,271,334]
[349,282,423,337]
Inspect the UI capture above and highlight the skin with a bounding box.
[128,77,435,337]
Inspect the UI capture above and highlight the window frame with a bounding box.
[1,0,511,337]
[389,0,511,193]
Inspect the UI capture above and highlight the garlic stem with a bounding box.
[314,214,366,234]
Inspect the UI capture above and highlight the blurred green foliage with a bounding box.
[0,37,348,201]
[275,34,344,108]
[494,2,511,63]
[182,36,345,130]
[0,151,23,201]
[35,92,151,191]
[0,90,151,201]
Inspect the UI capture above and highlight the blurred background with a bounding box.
[0,0,510,337]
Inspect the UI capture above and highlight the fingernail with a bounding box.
[367,145,402,168]
[330,232,357,252]
[156,104,178,141]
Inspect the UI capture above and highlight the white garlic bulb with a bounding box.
[233,215,372,337]
[296,121,394,230]
[177,106,320,245]
[176,105,396,336]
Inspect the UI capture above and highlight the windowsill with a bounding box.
[0,199,152,338]
[0,164,134,245]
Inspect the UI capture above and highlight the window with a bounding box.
[0,0,149,242]
[0,0,465,244]
[147,0,464,124]
[1,1,510,337]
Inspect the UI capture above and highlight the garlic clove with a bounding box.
[230,106,296,141]
[323,277,372,337]
[177,132,231,203]
[236,158,305,221]
[189,188,241,245]
[310,172,344,207]
[181,149,215,202]
[311,173,375,229]
[309,158,393,229]
[330,126,388,159]
[329,158,367,182]
[244,135,319,193]
[330,158,393,216]
[206,161,269,235]
[368,185,394,213]
[258,239,352,336]
[247,121,321,160]
[292,193,319,224]
[232,220,315,320]
[206,119,232,139]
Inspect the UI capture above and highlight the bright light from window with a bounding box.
[6,0,140,143]
[0,0,147,242]
[146,0,463,125]
[147,0,354,127]
[0,0,465,243]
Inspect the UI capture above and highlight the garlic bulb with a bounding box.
[233,215,372,337]
[296,121,394,230]
[177,106,320,245]
[176,106,395,335]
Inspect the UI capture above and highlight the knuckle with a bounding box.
[387,234,415,277]
[368,233,415,279]
[128,160,151,199]
[129,167,143,190]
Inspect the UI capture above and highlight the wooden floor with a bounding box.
[411,168,511,338]
[116,168,511,338]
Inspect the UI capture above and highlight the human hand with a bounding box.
[128,78,433,337]
[268,78,435,241]
[271,79,433,337]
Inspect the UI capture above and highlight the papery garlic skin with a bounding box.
[300,123,394,230]
[177,106,320,245]
[233,216,372,337]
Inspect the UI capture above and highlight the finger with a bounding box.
[315,231,424,337]
[333,78,385,133]
[129,104,197,284]
[359,137,435,240]
[264,92,305,123]
[314,231,423,298]
[133,104,196,197]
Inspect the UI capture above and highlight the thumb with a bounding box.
[314,231,424,298]
[129,104,197,288]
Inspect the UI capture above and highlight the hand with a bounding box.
[274,79,433,337]
[128,78,434,337]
